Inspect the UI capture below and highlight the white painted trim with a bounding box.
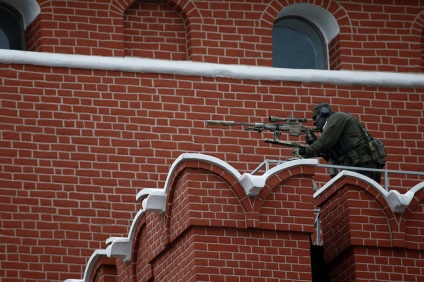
[137,154,318,198]
[106,209,147,262]
[313,170,421,213]
[161,153,242,194]
[1,50,423,88]
[277,3,340,44]
[68,154,424,281]
[1,0,40,29]
[240,159,318,196]
[276,3,340,71]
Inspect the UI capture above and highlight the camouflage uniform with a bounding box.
[304,111,382,183]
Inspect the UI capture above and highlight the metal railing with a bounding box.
[251,159,424,246]
[313,208,321,245]
[251,159,424,191]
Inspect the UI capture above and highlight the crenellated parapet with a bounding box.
[65,154,424,282]
[65,153,319,282]
[314,170,424,281]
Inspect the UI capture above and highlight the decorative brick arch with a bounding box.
[109,0,197,17]
[108,0,201,59]
[254,164,316,233]
[107,212,149,279]
[163,158,252,232]
[259,0,351,30]
[314,173,424,279]
[321,178,397,239]
[259,0,352,70]
[402,184,424,249]
[90,256,118,282]
[411,10,424,36]
[35,0,51,7]
[314,171,424,249]
[411,10,424,71]
[109,0,201,23]
[161,155,321,231]
[1,0,40,28]
[255,163,315,207]
[131,219,153,282]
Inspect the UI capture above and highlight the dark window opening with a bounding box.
[273,16,327,70]
[0,3,24,50]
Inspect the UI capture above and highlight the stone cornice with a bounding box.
[1,50,423,88]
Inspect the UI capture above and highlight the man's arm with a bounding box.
[304,114,349,157]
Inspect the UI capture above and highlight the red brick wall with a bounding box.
[124,2,187,60]
[92,258,117,282]
[110,160,316,281]
[315,176,424,282]
[1,0,424,281]
[40,0,125,56]
[0,62,423,280]
[24,0,424,71]
[353,247,424,281]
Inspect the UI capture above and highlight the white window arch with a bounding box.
[0,0,40,50]
[272,3,339,70]
[1,0,40,29]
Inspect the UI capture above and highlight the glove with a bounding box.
[299,147,307,156]
[305,131,317,145]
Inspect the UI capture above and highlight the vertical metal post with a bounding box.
[384,170,389,191]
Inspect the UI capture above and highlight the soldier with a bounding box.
[299,103,385,183]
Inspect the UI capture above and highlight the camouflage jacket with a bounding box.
[305,112,372,165]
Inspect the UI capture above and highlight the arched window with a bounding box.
[272,3,339,70]
[0,3,24,50]
[273,16,327,69]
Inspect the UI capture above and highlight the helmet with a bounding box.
[312,103,333,131]
[312,103,333,118]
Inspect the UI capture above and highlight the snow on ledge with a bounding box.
[313,170,421,213]
[1,50,423,88]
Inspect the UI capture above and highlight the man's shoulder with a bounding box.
[326,112,354,127]
[330,112,352,120]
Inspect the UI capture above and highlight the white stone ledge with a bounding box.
[313,170,424,213]
[106,208,147,262]
[1,50,423,88]
[240,158,318,196]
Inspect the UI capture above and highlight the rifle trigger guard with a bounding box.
[273,131,281,140]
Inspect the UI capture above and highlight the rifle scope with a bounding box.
[269,116,307,123]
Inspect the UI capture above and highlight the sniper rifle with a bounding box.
[206,116,318,159]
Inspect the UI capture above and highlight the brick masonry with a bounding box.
[0,0,423,281]
[314,173,424,281]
